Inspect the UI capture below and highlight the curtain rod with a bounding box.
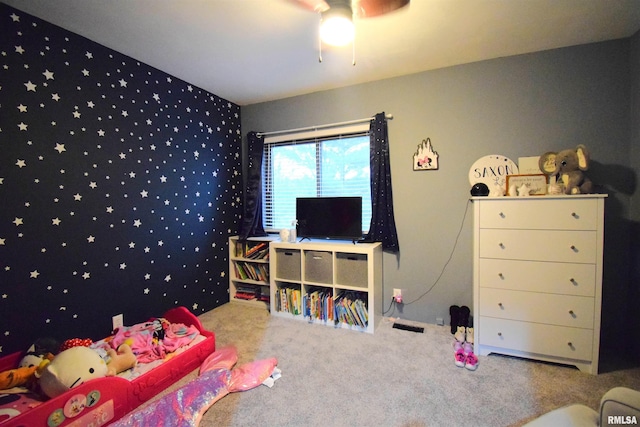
[256,113,393,138]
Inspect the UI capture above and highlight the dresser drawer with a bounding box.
[479,317,593,361]
[478,259,596,296]
[479,229,597,263]
[478,198,598,230]
[479,288,595,328]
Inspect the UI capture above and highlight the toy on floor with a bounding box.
[111,346,280,426]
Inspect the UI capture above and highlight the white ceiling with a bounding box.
[4,0,640,105]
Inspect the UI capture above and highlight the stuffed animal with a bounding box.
[539,144,593,194]
[37,343,136,399]
[0,365,39,390]
[0,341,57,391]
[37,346,108,398]
[106,343,137,376]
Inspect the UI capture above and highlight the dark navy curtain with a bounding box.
[364,112,399,253]
[238,131,268,240]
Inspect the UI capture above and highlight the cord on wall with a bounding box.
[403,199,471,306]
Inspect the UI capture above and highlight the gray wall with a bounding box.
[241,39,636,360]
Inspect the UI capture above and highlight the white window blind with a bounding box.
[262,124,371,232]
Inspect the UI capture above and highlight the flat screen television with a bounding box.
[296,197,363,241]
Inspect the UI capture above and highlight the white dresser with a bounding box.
[472,195,606,374]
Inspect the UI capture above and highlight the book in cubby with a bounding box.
[274,284,302,315]
[303,286,334,323]
[334,290,369,329]
[228,236,275,307]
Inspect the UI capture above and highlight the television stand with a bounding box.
[270,240,382,333]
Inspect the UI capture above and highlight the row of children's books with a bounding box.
[233,261,269,282]
[235,241,269,260]
[234,284,269,302]
[275,287,368,328]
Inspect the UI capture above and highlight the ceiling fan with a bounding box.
[290,0,410,63]
[293,0,410,19]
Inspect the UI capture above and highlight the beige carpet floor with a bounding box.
[141,302,640,427]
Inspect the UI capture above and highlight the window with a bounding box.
[262,127,371,233]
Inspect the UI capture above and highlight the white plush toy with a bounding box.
[38,346,108,399]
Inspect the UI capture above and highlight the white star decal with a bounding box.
[106,206,114,213]
[74,193,82,201]
[15,46,25,54]
[16,159,26,168]
[18,122,27,131]
[12,218,22,226]
[120,263,127,270]
[10,13,20,22]
[164,275,171,282]
[133,219,142,227]
[82,272,90,279]
[43,69,54,80]
[18,104,27,112]
[87,235,95,243]
[54,143,66,153]
[52,217,61,226]
[140,190,148,198]
[30,270,39,278]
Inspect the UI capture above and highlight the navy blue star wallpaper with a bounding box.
[0,3,242,355]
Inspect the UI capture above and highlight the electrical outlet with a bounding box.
[436,317,444,326]
[112,313,124,331]
[393,288,403,303]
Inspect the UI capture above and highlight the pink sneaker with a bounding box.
[462,342,473,356]
[465,351,478,371]
[454,348,466,368]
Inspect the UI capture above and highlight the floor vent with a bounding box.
[392,323,424,333]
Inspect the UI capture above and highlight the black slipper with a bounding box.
[449,305,460,334]
[459,305,470,328]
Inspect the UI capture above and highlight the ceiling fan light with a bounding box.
[320,7,354,46]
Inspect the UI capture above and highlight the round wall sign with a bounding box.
[468,155,519,193]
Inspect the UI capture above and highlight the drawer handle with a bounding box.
[499,212,505,218]
[499,242,505,249]
[498,302,504,308]
[571,212,578,218]
[498,273,504,279]
[567,342,574,348]
[569,310,576,317]
[498,332,503,337]
[570,245,577,252]
[570,278,577,285]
